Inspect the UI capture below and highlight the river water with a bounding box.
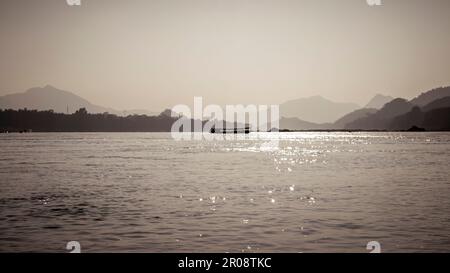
[0,132,449,252]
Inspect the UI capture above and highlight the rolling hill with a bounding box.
[0,85,157,116]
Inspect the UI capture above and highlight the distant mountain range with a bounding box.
[278,93,393,125]
[280,95,360,124]
[1,85,450,131]
[0,85,158,116]
[275,86,450,131]
[0,85,369,125]
[345,87,450,130]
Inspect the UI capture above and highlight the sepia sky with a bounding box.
[0,0,449,111]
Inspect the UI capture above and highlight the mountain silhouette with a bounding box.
[345,98,414,130]
[364,94,394,109]
[389,96,450,130]
[0,85,157,116]
[275,108,378,131]
[333,108,378,129]
[334,87,450,130]
[422,96,450,112]
[389,106,450,131]
[410,86,450,106]
[272,87,450,131]
[421,108,450,131]
[344,87,450,130]
[280,95,359,124]
[389,106,424,130]
[2,85,449,132]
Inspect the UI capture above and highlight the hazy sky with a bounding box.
[1,0,449,111]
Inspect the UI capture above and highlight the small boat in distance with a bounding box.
[210,126,251,134]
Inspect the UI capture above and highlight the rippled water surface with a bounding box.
[0,132,449,252]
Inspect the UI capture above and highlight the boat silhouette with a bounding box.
[210,126,250,134]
